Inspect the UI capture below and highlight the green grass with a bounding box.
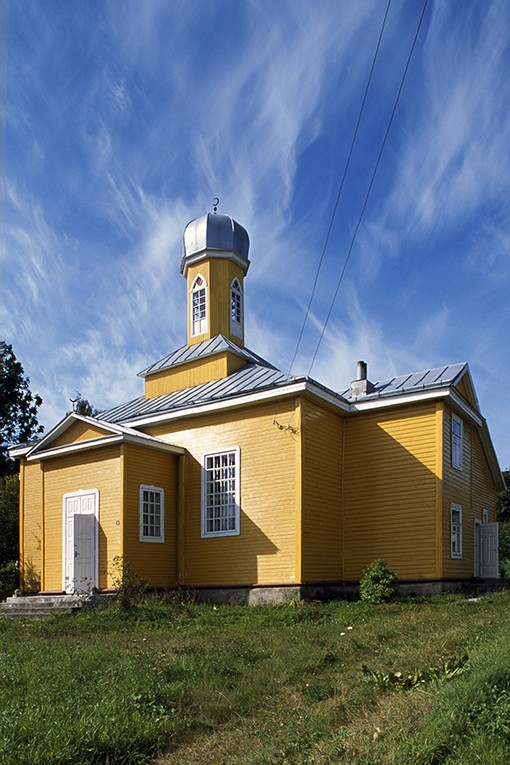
[0,591,510,764]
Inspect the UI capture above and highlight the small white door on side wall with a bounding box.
[479,522,499,578]
[63,490,99,593]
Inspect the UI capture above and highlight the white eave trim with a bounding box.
[116,380,350,428]
[181,248,250,277]
[26,433,185,461]
[115,379,485,431]
[9,444,34,458]
[348,386,483,427]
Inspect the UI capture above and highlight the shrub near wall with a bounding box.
[359,559,398,604]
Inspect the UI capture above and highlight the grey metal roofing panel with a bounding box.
[338,363,467,401]
[101,360,468,426]
[138,336,275,377]
[101,363,298,424]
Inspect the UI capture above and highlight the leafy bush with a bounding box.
[0,560,19,600]
[499,521,510,577]
[108,556,148,610]
[359,558,398,604]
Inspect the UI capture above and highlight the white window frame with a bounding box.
[201,447,240,538]
[451,503,462,559]
[230,278,243,338]
[482,508,488,524]
[451,414,463,471]
[139,484,165,543]
[191,274,208,337]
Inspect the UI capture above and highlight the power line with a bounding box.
[307,0,430,378]
[288,0,393,376]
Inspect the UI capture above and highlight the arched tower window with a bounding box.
[230,278,242,338]
[191,275,208,337]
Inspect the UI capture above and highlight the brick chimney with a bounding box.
[350,360,374,398]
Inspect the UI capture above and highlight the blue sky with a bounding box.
[1,0,509,469]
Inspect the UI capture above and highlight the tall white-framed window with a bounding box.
[230,278,242,338]
[202,447,240,538]
[452,414,463,471]
[451,503,462,558]
[482,508,488,524]
[191,274,208,337]
[139,485,165,543]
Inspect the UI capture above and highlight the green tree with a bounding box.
[69,394,100,418]
[0,342,44,476]
[497,469,510,521]
[0,474,19,564]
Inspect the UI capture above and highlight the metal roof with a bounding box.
[101,360,471,427]
[102,362,300,423]
[338,363,468,402]
[138,335,275,377]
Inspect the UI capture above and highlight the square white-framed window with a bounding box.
[139,485,165,543]
[451,414,463,471]
[451,503,462,558]
[202,447,240,538]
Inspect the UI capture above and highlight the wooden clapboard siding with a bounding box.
[442,408,497,578]
[343,403,437,581]
[50,420,112,447]
[301,399,343,582]
[144,352,245,398]
[145,399,297,586]
[471,428,497,521]
[41,446,121,590]
[442,408,471,577]
[187,259,245,346]
[122,443,180,587]
[20,460,42,591]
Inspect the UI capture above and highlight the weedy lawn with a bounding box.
[1,590,510,764]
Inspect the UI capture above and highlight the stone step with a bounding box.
[0,593,95,620]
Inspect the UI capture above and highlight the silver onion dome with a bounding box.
[180,213,250,275]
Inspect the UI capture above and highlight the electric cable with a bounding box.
[307,0,430,378]
[288,0,393,376]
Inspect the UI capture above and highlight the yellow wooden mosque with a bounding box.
[11,212,505,601]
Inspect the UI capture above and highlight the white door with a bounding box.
[479,522,499,578]
[63,490,98,593]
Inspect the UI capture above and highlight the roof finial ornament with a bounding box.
[212,197,219,213]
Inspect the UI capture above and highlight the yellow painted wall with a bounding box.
[122,443,180,587]
[41,446,121,590]
[301,400,343,582]
[50,420,113,447]
[20,460,42,591]
[145,398,298,586]
[455,377,470,401]
[187,259,245,345]
[442,408,497,578]
[144,352,246,398]
[342,403,438,581]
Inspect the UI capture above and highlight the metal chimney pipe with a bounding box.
[357,360,367,381]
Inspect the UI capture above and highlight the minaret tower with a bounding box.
[139,211,255,399]
[180,212,250,347]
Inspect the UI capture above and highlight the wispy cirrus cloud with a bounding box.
[383,2,510,240]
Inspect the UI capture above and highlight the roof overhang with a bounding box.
[348,386,483,427]
[14,413,185,462]
[114,379,350,429]
[180,248,250,278]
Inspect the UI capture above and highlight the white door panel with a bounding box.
[63,490,98,593]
